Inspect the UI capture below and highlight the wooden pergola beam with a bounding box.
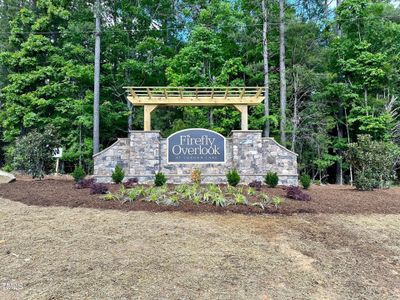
[124,86,264,131]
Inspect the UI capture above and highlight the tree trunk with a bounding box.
[336,0,342,36]
[93,0,101,154]
[262,0,270,137]
[291,71,298,152]
[344,107,353,185]
[279,0,287,144]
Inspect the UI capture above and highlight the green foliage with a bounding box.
[0,0,399,185]
[13,127,59,179]
[265,172,279,188]
[2,165,13,173]
[72,166,86,182]
[234,193,247,205]
[272,196,284,209]
[154,172,167,186]
[346,135,399,190]
[226,168,240,187]
[111,165,125,184]
[300,174,311,189]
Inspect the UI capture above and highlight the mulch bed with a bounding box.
[1,179,400,215]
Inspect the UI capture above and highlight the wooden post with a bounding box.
[234,105,248,130]
[144,105,158,131]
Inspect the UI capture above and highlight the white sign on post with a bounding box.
[52,148,63,158]
[53,148,63,174]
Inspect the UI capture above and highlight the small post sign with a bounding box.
[52,148,63,174]
[167,129,225,163]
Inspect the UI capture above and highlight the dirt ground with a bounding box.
[1,196,400,300]
[1,179,400,214]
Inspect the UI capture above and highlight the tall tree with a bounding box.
[279,0,287,144]
[262,0,270,137]
[93,0,100,154]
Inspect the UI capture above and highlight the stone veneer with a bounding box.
[93,130,298,185]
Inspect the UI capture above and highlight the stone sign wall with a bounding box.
[93,130,298,185]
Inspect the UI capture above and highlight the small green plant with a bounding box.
[102,193,115,201]
[226,168,240,186]
[111,165,125,184]
[191,169,202,185]
[265,172,279,188]
[127,186,146,201]
[212,195,227,207]
[234,193,247,205]
[154,172,167,186]
[252,193,272,210]
[2,164,13,173]
[192,195,201,205]
[272,196,284,208]
[300,174,311,189]
[72,166,86,182]
[247,187,255,196]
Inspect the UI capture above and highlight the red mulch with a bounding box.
[1,179,400,215]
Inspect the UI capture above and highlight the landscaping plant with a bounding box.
[265,172,279,188]
[75,178,95,189]
[346,135,400,190]
[226,168,240,186]
[300,174,311,189]
[90,183,108,194]
[272,196,284,208]
[154,172,167,186]
[13,127,59,179]
[72,166,86,182]
[111,165,125,184]
[286,186,311,201]
[191,169,202,185]
[249,180,262,191]
[123,178,139,188]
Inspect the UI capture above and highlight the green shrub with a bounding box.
[2,164,13,173]
[13,126,59,179]
[346,135,400,190]
[111,165,125,184]
[154,172,167,186]
[265,172,279,188]
[72,166,86,182]
[300,174,311,189]
[226,168,240,186]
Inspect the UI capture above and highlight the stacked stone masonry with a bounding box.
[93,130,298,185]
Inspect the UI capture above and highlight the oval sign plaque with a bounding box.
[167,128,226,163]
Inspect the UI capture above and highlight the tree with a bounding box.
[279,0,287,144]
[93,0,100,154]
[261,0,270,137]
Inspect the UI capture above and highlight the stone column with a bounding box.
[129,131,161,182]
[230,130,263,180]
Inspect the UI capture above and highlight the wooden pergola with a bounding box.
[124,87,265,131]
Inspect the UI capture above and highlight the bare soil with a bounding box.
[1,197,399,299]
[1,179,400,215]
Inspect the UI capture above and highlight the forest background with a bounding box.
[0,0,399,183]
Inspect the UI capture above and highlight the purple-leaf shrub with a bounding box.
[90,183,108,194]
[123,178,139,188]
[75,178,96,189]
[249,180,262,191]
[286,186,311,201]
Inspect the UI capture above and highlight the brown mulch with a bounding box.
[1,179,400,215]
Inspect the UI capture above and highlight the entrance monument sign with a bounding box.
[167,129,225,163]
[93,86,299,185]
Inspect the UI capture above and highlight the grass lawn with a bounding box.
[1,194,399,299]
